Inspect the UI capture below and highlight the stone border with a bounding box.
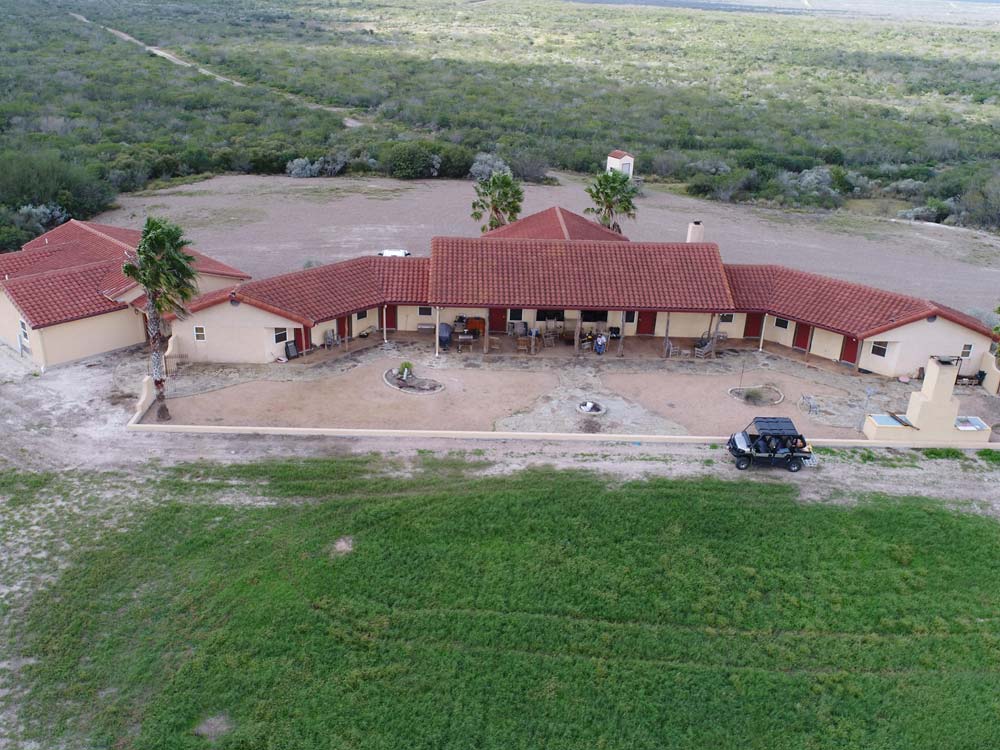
[381,369,444,395]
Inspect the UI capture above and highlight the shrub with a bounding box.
[469,152,510,181]
[432,143,474,179]
[384,142,438,180]
[399,361,414,375]
[285,154,347,178]
[742,388,765,405]
[506,150,549,183]
[921,447,965,460]
[977,449,1000,465]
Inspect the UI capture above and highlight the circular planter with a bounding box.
[382,369,444,395]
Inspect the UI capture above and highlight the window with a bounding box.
[537,309,565,322]
[418,306,432,316]
[961,343,973,358]
[193,326,206,342]
[719,313,734,323]
[508,309,523,322]
[774,318,789,329]
[581,310,609,323]
[274,328,288,344]
[357,309,367,320]
[18,319,28,341]
[625,311,636,323]
[871,341,888,358]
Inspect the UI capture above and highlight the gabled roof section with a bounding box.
[608,149,634,159]
[429,238,734,312]
[1,220,250,328]
[2,261,128,328]
[725,264,998,340]
[482,207,628,242]
[182,257,431,325]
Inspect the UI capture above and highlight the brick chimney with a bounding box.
[686,221,704,243]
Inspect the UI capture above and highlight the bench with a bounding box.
[416,323,436,333]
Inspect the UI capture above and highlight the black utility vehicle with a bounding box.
[727,417,812,472]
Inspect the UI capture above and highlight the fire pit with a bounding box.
[577,400,606,415]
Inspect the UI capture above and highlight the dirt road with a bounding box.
[67,12,364,127]
[98,174,1000,313]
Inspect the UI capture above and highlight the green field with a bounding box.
[10,457,1000,749]
[4,0,1000,248]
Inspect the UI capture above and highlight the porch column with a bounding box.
[758,314,767,351]
[382,305,388,344]
[484,316,490,354]
[711,312,722,359]
[617,311,627,358]
[805,326,815,362]
[854,339,863,372]
[435,307,441,357]
[662,312,671,358]
[344,318,350,352]
[574,314,581,355]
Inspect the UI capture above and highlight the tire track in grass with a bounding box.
[67,11,366,128]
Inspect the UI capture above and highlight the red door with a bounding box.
[380,305,397,330]
[294,327,306,352]
[636,310,656,335]
[793,323,811,351]
[840,336,859,364]
[489,308,507,333]
[743,312,764,338]
[337,317,348,338]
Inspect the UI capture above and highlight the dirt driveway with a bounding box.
[97,173,1000,312]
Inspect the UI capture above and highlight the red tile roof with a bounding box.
[725,264,997,340]
[183,257,430,325]
[482,207,628,242]
[608,150,634,159]
[1,220,249,329]
[2,262,131,328]
[429,238,734,311]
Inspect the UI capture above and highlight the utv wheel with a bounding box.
[735,456,751,470]
[787,457,803,473]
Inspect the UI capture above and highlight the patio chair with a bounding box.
[694,339,715,358]
[516,336,530,354]
[486,335,501,353]
[323,329,339,349]
[542,330,556,348]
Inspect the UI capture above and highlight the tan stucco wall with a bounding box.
[175,302,302,364]
[809,328,844,361]
[0,290,25,355]
[981,351,1000,395]
[396,305,436,331]
[858,317,992,377]
[196,273,243,295]
[654,312,715,338]
[36,309,146,368]
[763,316,796,347]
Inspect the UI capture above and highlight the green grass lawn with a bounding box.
[14,458,1000,749]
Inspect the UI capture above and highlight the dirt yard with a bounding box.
[97,173,1000,312]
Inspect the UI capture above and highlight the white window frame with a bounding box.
[193,325,206,342]
[960,343,973,359]
[18,318,28,341]
[274,328,288,344]
[871,341,888,358]
[418,306,432,317]
[719,313,735,323]
[774,318,789,329]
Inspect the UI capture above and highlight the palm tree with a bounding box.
[585,170,639,234]
[123,217,198,422]
[471,172,524,233]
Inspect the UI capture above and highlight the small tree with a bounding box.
[585,170,639,234]
[122,217,198,421]
[471,172,523,232]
